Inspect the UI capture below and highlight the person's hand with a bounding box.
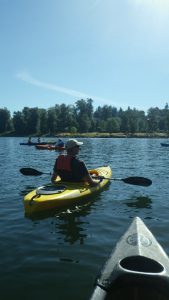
[90,179,100,187]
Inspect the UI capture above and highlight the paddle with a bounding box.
[96,176,152,187]
[20,167,152,186]
[20,168,51,176]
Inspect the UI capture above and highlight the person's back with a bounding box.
[53,154,88,182]
[57,139,64,147]
[51,139,99,186]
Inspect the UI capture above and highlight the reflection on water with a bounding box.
[56,212,88,245]
[26,201,94,244]
[124,196,152,209]
[20,185,37,195]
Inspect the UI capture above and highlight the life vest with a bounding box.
[56,155,72,172]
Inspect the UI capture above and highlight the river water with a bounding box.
[1,137,169,300]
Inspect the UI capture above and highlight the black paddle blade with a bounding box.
[122,176,152,187]
[20,168,43,176]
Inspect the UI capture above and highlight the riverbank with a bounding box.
[56,132,169,138]
[1,131,169,138]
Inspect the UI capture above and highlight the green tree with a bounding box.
[56,104,78,132]
[22,107,40,134]
[0,108,11,133]
[105,117,121,132]
[147,107,161,132]
[75,99,94,132]
[39,109,48,134]
[13,111,25,134]
[47,108,57,135]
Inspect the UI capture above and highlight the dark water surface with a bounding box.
[1,137,169,300]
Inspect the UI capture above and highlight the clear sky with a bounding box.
[1,0,169,115]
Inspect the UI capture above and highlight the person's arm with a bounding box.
[83,173,100,186]
[51,158,58,183]
[77,161,100,186]
[51,171,58,183]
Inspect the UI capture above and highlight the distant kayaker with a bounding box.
[51,139,99,186]
[28,136,32,144]
[56,138,64,147]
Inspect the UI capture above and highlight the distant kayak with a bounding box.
[20,141,56,146]
[161,143,169,147]
[89,217,169,300]
[35,144,65,151]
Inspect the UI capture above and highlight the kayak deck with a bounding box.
[20,141,56,146]
[35,144,65,151]
[89,217,169,300]
[161,143,169,147]
[24,166,112,214]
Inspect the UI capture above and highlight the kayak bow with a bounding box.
[89,217,169,300]
[161,143,169,147]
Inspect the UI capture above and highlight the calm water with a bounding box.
[1,137,169,300]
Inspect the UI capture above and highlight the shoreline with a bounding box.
[0,132,169,138]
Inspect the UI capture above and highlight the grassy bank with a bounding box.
[0,131,169,138]
[55,132,169,138]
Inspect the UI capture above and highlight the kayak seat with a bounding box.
[36,185,66,195]
[120,256,164,273]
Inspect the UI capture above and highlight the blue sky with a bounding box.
[1,0,169,115]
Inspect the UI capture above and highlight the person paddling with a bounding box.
[56,138,64,147]
[51,139,99,186]
[28,136,32,144]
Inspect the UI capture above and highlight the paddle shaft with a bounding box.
[96,176,152,187]
[20,168,152,187]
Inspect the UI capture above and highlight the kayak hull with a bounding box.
[24,166,112,214]
[89,217,169,300]
[35,144,65,151]
[161,143,169,147]
[20,141,56,146]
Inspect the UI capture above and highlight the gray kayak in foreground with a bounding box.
[89,217,169,300]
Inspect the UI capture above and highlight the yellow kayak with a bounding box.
[24,166,112,214]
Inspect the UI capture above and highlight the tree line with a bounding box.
[0,99,169,135]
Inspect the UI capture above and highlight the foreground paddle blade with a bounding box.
[20,168,43,176]
[122,176,152,187]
